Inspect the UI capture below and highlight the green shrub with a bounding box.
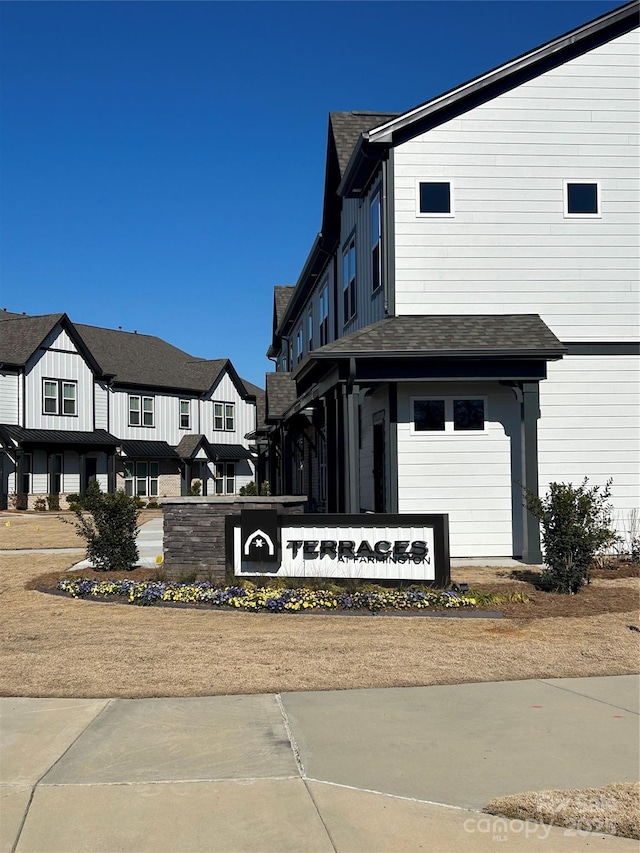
[33,497,47,512]
[239,481,258,496]
[526,478,615,594]
[64,481,140,571]
[47,494,60,512]
[188,480,201,497]
[259,480,271,497]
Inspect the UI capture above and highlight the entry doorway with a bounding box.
[373,418,385,513]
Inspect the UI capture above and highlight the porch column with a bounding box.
[181,462,192,496]
[201,462,208,496]
[79,454,86,497]
[521,381,542,564]
[343,383,360,513]
[107,451,116,494]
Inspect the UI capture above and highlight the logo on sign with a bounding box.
[240,510,279,564]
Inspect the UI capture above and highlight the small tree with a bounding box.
[526,478,615,594]
[66,481,140,571]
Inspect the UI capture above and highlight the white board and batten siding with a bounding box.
[392,29,639,342]
[200,371,255,448]
[396,382,522,558]
[0,371,19,424]
[110,388,190,444]
[94,382,109,430]
[25,326,95,431]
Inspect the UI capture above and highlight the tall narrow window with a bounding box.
[225,403,235,431]
[21,453,32,494]
[50,453,63,494]
[371,190,382,292]
[180,400,190,429]
[342,235,357,324]
[44,381,58,414]
[295,327,303,364]
[307,308,313,352]
[319,282,329,346]
[215,462,235,494]
[214,403,223,430]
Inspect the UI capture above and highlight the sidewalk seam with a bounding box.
[538,678,639,715]
[275,693,305,777]
[9,699,113,853]
[305,777,471,811]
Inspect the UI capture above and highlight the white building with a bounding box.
[0,311,263,507]
[260,2,639,562]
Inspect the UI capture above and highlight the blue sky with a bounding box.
[0,0,622,387]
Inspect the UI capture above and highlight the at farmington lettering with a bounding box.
[286,539,429,561]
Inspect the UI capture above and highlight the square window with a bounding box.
[418,182,452,215]
[565,182,599,216]
[414,400,445,431]
[453,399,485,431]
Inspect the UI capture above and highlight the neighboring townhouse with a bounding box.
[0,311,262,508]
[261,2,639,562]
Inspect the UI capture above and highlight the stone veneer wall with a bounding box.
[160,496,307,582]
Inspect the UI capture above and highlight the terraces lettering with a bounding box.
[286,539,430,563]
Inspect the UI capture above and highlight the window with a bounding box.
[412,397,486,434]
[417,181,453,216]
[124,461,159,497]
[21,453,32,494]
[214,402,235,431]
[129,395,154,427]
[215,462,235,494]
[414,400,446,432]
[371,190,382,292]
[319,281,329,346]
[342,234,357,324]
[564,181,600,217]
[295,327,303,364]
[42,380,77,416]
[307,308,313,353]
[180,400,190,429]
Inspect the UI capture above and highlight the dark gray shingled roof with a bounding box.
[329,112,399,176]
[174,434,209,459]
[75,323,229,391]
[274,286,295,328]
[304,315,566,360]
[241,379,266,427]
[266,372,297,420]
[0,314,65,365]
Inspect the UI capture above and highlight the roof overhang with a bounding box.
[0,425,120,451]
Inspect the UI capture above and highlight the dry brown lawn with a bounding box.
[486,783,640,840]
[1,550,638,699]
[0,510,161,550]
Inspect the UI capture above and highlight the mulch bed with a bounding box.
[26,561,639,621]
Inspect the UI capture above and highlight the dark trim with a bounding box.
[384,150,396,317]
[563,342,640,356]
[388,384,399,514]
[521,382,542,565]
[345,384,360,512]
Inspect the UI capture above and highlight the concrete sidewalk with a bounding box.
[1,676,638,852]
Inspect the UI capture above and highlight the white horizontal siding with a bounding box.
[393,28,640,341]
[538,356,640,539]
[0,371,19,424]
[397,382,520,558]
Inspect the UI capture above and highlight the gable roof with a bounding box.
[339,1,638,196]
[0,310,262,398]
[265,372,298,421]
[328,112,399,178]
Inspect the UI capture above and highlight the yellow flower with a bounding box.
[4,521,10,527]
[155,555,163,565]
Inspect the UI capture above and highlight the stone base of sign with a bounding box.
[160,496,307,583]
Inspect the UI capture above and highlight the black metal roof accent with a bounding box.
[209,443,253,461]
[120,440,179,459]
[0,424,119,448]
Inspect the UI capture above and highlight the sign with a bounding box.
[227,512,450,586]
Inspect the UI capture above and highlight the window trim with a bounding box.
[342,232,357,326]
[415,180,455,218]
[128,394,155,428]
[124,460,159,497]
[42,378,78,417]
[563,180,601,219]
[295,326,303,364]
[307,307,314,353]
[410,396,488,436]
[319,279,329,347]
[214,401,235,432]
[179,399,191,430]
